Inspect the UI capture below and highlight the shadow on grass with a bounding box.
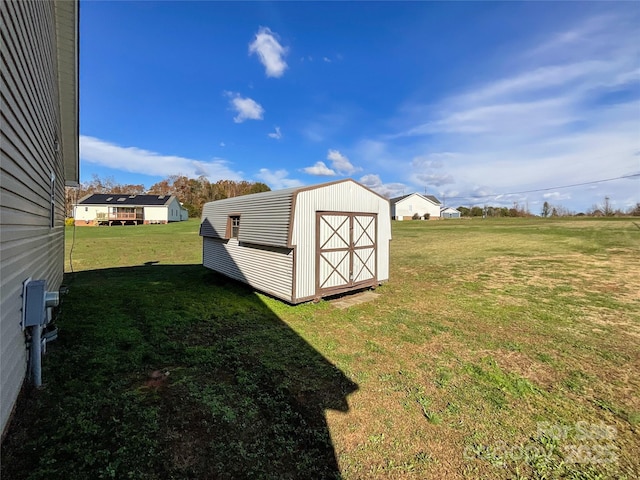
[1,264,357,479]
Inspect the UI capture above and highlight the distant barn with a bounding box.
[200,179,391,303]
[440,206,461,218]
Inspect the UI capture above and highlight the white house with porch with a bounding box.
[74,194,188,226]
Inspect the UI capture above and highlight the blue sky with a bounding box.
[80,1,639,212]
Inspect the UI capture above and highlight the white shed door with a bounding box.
[316,212,377,296]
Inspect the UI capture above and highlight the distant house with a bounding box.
[1,0,78,435]
[74,194,188,226]
[390,193,441,220]
[440,206,461,219]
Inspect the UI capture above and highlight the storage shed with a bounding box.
[200,179,391,304]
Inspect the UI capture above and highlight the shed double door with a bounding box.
[316,212,377,296]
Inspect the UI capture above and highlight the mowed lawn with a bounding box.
[2,217,638,479]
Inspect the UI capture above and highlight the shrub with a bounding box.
[65,217,75,226]
[412,213,421,220]
[423,213,430,220]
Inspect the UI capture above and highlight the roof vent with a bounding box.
[106,197,113,201]
[118,198,126,202]
[129,195,136,198]
[158,195,165,199]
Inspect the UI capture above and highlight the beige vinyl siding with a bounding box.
[144,206,169,222]
[200,187,297,247]
[0,0,73,435]
[203,238,294,302]
[74,204,104,222]
[291,182,391,300]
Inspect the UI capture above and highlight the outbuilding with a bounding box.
[200,179,391,304]
[440,206,461,218]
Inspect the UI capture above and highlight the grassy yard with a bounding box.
[2,217,639,479]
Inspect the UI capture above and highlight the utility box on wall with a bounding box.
[22,280,59,328]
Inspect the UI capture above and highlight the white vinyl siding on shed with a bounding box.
[0,0,77,435]
[200,179,391,304]
[203,238,293,301]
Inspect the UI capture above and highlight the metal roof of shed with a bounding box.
[200,179,387,248]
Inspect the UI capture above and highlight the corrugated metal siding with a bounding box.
[0,0,71,435]
[291,181,391,300]
[202,238,293,302]
[200,187,297,247]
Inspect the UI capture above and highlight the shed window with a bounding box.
[230,216,240,238]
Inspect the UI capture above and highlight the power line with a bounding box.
[446,173,640,202]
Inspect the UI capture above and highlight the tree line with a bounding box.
[65,174,270,217]
[456,198,640,218]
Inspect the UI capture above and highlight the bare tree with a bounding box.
[541,201,550,217]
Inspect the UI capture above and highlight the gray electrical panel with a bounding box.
[24,280,47,327]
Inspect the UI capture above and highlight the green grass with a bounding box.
[2,217,639,479]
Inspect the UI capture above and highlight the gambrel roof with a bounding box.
[200,178,388,248]
[77,194,177,206]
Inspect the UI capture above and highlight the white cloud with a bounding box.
[268,126,282,139]
[415,173,455,187]
[249,27,288,78]
[327,149,360,175]
[302,161,336,176]
[226,92,264,123]
[359,174,407,199]
[80,136,242,181]
[543,192,572,200]
[219,142,226,147]
[255,168,303,190]
[381,10,640,210]
[323,56,331,63]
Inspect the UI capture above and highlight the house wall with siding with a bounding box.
[143,206,168,223]
[202,238,294,301]
[291,182,391,300]
[166,197,182,222]
[393,194,441,219]
[74,204,104,223]
[0,0,77,435]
